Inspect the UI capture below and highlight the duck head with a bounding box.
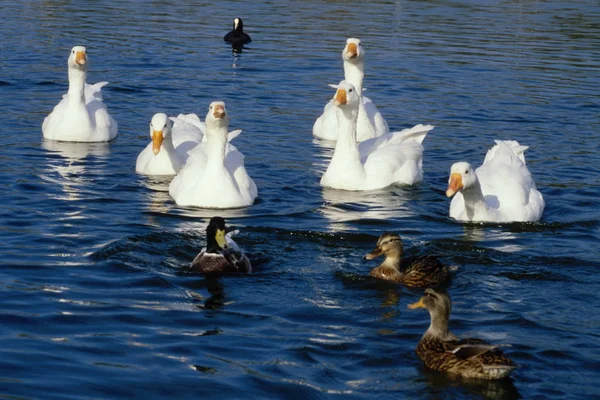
[408,288,453,337]
[364,232,403,262]
[446,162,477,197]
[330,80,360,110]
[206,216,229,250]
[148,113,172,155]
[342,38,364,62]
[68,45,88,70]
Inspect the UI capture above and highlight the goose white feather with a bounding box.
[136,113,203,175]
[42,46,118,142]
[313,38,389,142]
[320,81,433,191]
[169,101,257,208]
[446,140,545,222]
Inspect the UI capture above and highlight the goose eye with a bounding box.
[349,89,353,93]
[465,170,469,174]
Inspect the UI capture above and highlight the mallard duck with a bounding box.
[320,81,433,190]
[408,288,516,380]
[42,46,118,142]
[224,18,252,46]
[447,140,545,222]
[190,217,251,274]
[364,233,449,288]
[313,38,389,142]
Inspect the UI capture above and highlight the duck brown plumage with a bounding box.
[408,288,516,380]
[364,233,450,288]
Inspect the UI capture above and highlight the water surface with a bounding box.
[1,0,600,398]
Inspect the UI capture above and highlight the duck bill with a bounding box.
[333,89,347,106]
[215,229,228,249]
[408,298,426,309]
[75,51,87,65]
[152,130,164,155]
[345,43,358,59]
[446,173,463,197]
[364,247,383,260]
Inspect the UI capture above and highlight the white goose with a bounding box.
[42,46,118,142]
[135,113,198,175]
[446,140,545,222]
[320,81,433,191]
[313,38,389,142]
[169,101,257,209]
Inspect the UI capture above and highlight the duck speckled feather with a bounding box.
[408,288,516,380]
[365,233,450,288]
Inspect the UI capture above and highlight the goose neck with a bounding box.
[205,127,228,166]
[334,106,358,150]
[343,60,365,96]
[461,179,489,220]
[67,67,86,103]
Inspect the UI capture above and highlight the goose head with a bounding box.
[206,216,229,250]
[330,80,360,110]
[364,232,403,263]
[68,45,88,70]
[205,101,229,131]
[233,17,244,32]
[342,38,364,62]
[148,113,172,155]
[446,162,478,197]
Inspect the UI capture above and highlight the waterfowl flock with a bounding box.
[40,18,548,382]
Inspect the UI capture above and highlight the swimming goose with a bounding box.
[365,233,450,288]
[136,113,203,175]
[42,46,118,142]
[224,18,252,46]
[408,288,517,380]
[446,140,545,222]
[320,81,433,190]
[313,38,389,142]
[190,216,251,274]
[169,101,257,208]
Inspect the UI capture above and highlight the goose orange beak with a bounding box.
[408,298,426,309]
[152,130,164,155]
[75,51,86,65]
[446,173,463,197]
[334,89,347,106]
[213,105,225,119]
[346,43,358,59]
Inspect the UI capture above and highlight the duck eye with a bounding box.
[164,123,167,128]
[349,89,353,93]
[465,170,469,174]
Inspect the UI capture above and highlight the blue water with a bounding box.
[2,1,600,398]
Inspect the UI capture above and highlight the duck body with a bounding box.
[447,140,545,222]
[190,217,251,274]
[320,81,432,191]
[415,336,516,380]
[409,288,516,380]
[42,46,117,142]
[370,256,449,288]
[169,102,257,209]
[224,18,252,46]
[365,233,450,288]
[313,38,388,142]
[136,113,205,175]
